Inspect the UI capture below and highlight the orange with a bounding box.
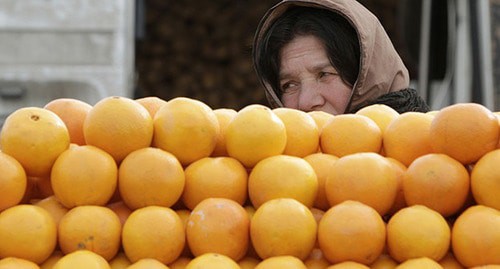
[33,195,69,227]
[44,98,93,145]
[185,253,240,269]
[429,103,499,165]
[119,147,185,209]
[0,205,56,264]
[40,251,64,269]
[83,96,153,163]
[0,151,27,211]
[325,152,398,216]
[186,198,249,261]
[238,256,260,269]
[395,257,443,269]
[106,201,132,226]
[304,248,330,269]
[153,97,219,166]
[326,261,370,269]
[469,266,500,269]
[320,114,382,157]
[387,205,450,262]
[53,250,110,269]
[403,153,470,217]
[135,96,168,118]
[370,254,398,269]
[304,153,339,210]
[382,112,434,166]
[0,107,70,177]
[250,198,317,260]
[84,96,153,163]
[127,258,169,269]
[318,200,385,265]
[182,157,247,210]
[255,256,307,269]
[438,252,465,269]
[212,108,238,157]
[169,256,191,269]
[58,205,121,261]
[385,157,407,216]
[470,149,500,210]
[225,104,286,168]
[308,110,334,131]
[122,206,185,264]
[0,257,40,269]
[109,252,131,269]
[273,108,320,157]
[355,104,399,133]
[248,155,318,208]
[451,205,500,267]
[51,145,118,208]
[175,209,192,257]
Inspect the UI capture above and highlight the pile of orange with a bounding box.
[0,96,499,268]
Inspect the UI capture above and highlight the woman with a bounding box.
[252,0,429,114]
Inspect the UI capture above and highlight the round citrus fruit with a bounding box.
[304,153,339,211]
[326,261,370,269]
[0,107,70,177]
[53,250,110,269]
[135,96,168,118]
[127,258,169,269]
[395,257,443,269]
[250,198,317,260]
[225,104,286,168]
[44,98,93,145]
[185,253,239,269]
[470,149,500,210]
[0,257,40,269]
[255,256,307,269]
[318,200,386,265]
[308,110,334,131]
[153,97,219,166]
[186,198,249,261]
[355,104,399,133]
[0,151,27,211]
[33,195,69,227]
[273,107,319,157]
[248,155,318,208]
[211,108,237,157]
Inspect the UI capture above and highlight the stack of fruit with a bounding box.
[0,96,499,269]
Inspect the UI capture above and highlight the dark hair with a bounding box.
[255,6,360,97]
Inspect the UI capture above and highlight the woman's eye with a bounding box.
[319,72,331,78]
[280,82,296,93]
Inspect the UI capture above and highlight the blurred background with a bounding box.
[0,0,499,126]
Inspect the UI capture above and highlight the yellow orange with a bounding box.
[0,151,27,211]
[185,253,239,269]
[383,112,434,166]
[106,201,132,227]
[84,96,153,163]
[403,153,470,217]
[51,145,118,208]
[370,254,398,269]
[40,251,64,269]
[429,103,499,164]
[320,114,382,157]
[385,157,407,216]
[0,205,57,264]
[387,205,450,262]
[250,198,317,260]
[127,258,169,269]
[395,257,443,269]
[304,248,330,269]
[212,108,237,157]
[304,153,339,211]
[122,206,185,264]
[451,205,500,267]
[308,110,334,131]
[325,152,398,216]
[153,97,219,166]
[355,104,399,133]
[135,96,168,118]
[53,250,110,269]
[0,107,69,177]
[109,252,131,269]
[326,261,370,269]
[58,205,121,261]
[225,104,286,168]
[0,257,40,269]
[169,256,191,269]
[438,252,465,269]
[186,198,249,261]
[248,155,318,208]
[44,98,92,145]
[238,256,260,269]
[318,200,385,265]
[273,107,319,157]
[255,256,307,269]
[182,157,247,210]
[470,149,500,210]
[119,147,185,209]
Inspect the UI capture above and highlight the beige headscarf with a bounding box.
[253,0,409,113]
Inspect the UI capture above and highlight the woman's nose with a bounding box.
[298,81,323,112]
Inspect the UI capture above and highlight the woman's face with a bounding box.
[279,35,353,115]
